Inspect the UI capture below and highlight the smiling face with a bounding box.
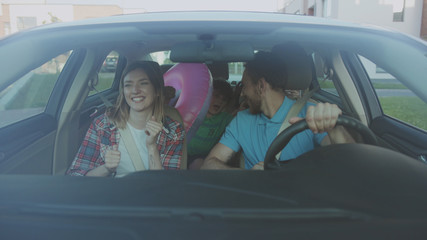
[208,90,229,116]
[123,68,156,114]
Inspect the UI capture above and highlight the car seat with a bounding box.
[272,42,313,91]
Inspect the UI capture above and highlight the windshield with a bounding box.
[1,2,427,238]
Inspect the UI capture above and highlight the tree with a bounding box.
[42,12,62,25]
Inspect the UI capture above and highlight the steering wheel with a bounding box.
[264,115,378,170]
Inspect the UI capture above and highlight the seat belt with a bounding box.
[275,87,319,160]
[89,81,113,108]
[118,127,146,171]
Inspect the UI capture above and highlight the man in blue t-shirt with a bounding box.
[201,49,354,170]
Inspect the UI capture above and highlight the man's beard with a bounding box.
[248,97,262,115]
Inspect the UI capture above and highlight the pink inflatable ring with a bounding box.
[164,63,212,142]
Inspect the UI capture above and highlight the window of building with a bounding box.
[4,22,10,36]
[17,17,37,31]
[308,5,315,16]
[322,0,332,17]
[392,0,405,22]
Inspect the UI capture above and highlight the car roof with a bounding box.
[25,11,373,29]
[6,11,427,53]
[1,11,427,101]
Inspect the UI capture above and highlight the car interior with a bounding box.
[1,13,427,239]
[0,15,426,176]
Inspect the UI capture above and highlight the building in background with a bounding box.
[0,3,11,37]
[279,0,427,40]
[3,0,427,41]
[422,0,427,39]
[0,0,143,39]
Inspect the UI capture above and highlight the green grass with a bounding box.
[319,80,426,130]
[88,73,115,96]
[319,80,335,89]
[5,72,114,110]
[379,96,427,131]
[372,82,406,89]
[6,73,59,110]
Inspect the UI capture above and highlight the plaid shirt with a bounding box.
[67,114,184,176]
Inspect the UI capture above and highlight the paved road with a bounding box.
[375,89,415,97]
[324,88,416,97]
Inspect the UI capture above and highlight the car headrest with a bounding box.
[207,62,229,80]
[272,42,313,90]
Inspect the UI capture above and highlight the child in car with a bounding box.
[187,80,234,169]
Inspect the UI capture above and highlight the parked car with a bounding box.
[101,56,118,72]
[0,11,427,239]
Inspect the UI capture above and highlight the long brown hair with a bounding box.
[107,61,165,129]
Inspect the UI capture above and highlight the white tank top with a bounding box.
[115,123,149,177]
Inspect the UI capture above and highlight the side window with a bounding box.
[150,50,175,74]
[228,62,244,88]
[312,52,339,96]
[89,51,119,96]
[0,51,72,128]
[358,55,427,131]
[150,51,174,65]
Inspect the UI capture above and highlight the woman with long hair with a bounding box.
[67,61,184,177]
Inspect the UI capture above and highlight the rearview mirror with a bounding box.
[170,41,254,63]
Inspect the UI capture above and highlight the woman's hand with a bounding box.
[145,116,163,170]
[104,145,121,174]
[87,144,120,177]
[145,116,162,147]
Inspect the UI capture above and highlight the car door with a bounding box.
[309,47,427,163]
[78,51,122,147]
[341,52,427,162]
[51,50,124,174]
[77,51,123,146]
[0,50,86,174]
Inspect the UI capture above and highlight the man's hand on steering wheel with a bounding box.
[264,109,378,170]
[289,103,354,145]
[289,102,342,134]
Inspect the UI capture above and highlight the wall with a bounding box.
[0,4,11,38]
[1,3,124,38]
[9,4,73,34]
[421,0,427,40]
[337,0,423,37]
[284,0,310,14]
[280,0,423,38]
[73,5,122,20]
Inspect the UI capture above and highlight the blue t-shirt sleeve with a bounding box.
[219,115,241,153]
[314,132,327,145]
